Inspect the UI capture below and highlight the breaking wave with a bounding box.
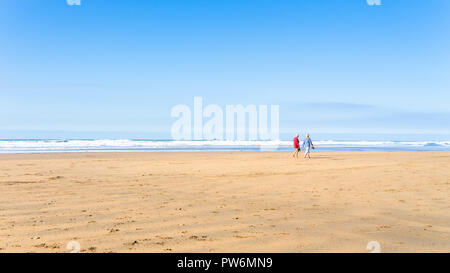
[0,139,449,153]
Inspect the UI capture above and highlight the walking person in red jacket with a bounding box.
[292,134,301,158]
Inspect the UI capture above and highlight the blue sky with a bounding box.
[1,0,449,140]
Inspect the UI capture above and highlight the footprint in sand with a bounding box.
[123,240,140,248]
[189,235,208,241]
[34,243,60,249]
[49,176,64,180]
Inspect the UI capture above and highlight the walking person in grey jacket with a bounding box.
[302,133,314,159]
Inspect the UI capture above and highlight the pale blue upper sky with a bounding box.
[1,0,449,139]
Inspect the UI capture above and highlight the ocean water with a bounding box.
[0,139,449,153]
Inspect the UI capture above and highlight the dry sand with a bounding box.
[0,152,449,253]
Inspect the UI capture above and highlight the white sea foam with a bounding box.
[0,139,449,153]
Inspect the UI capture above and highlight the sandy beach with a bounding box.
[0,152,448,253]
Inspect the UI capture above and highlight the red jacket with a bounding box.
[293,137,299,148]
